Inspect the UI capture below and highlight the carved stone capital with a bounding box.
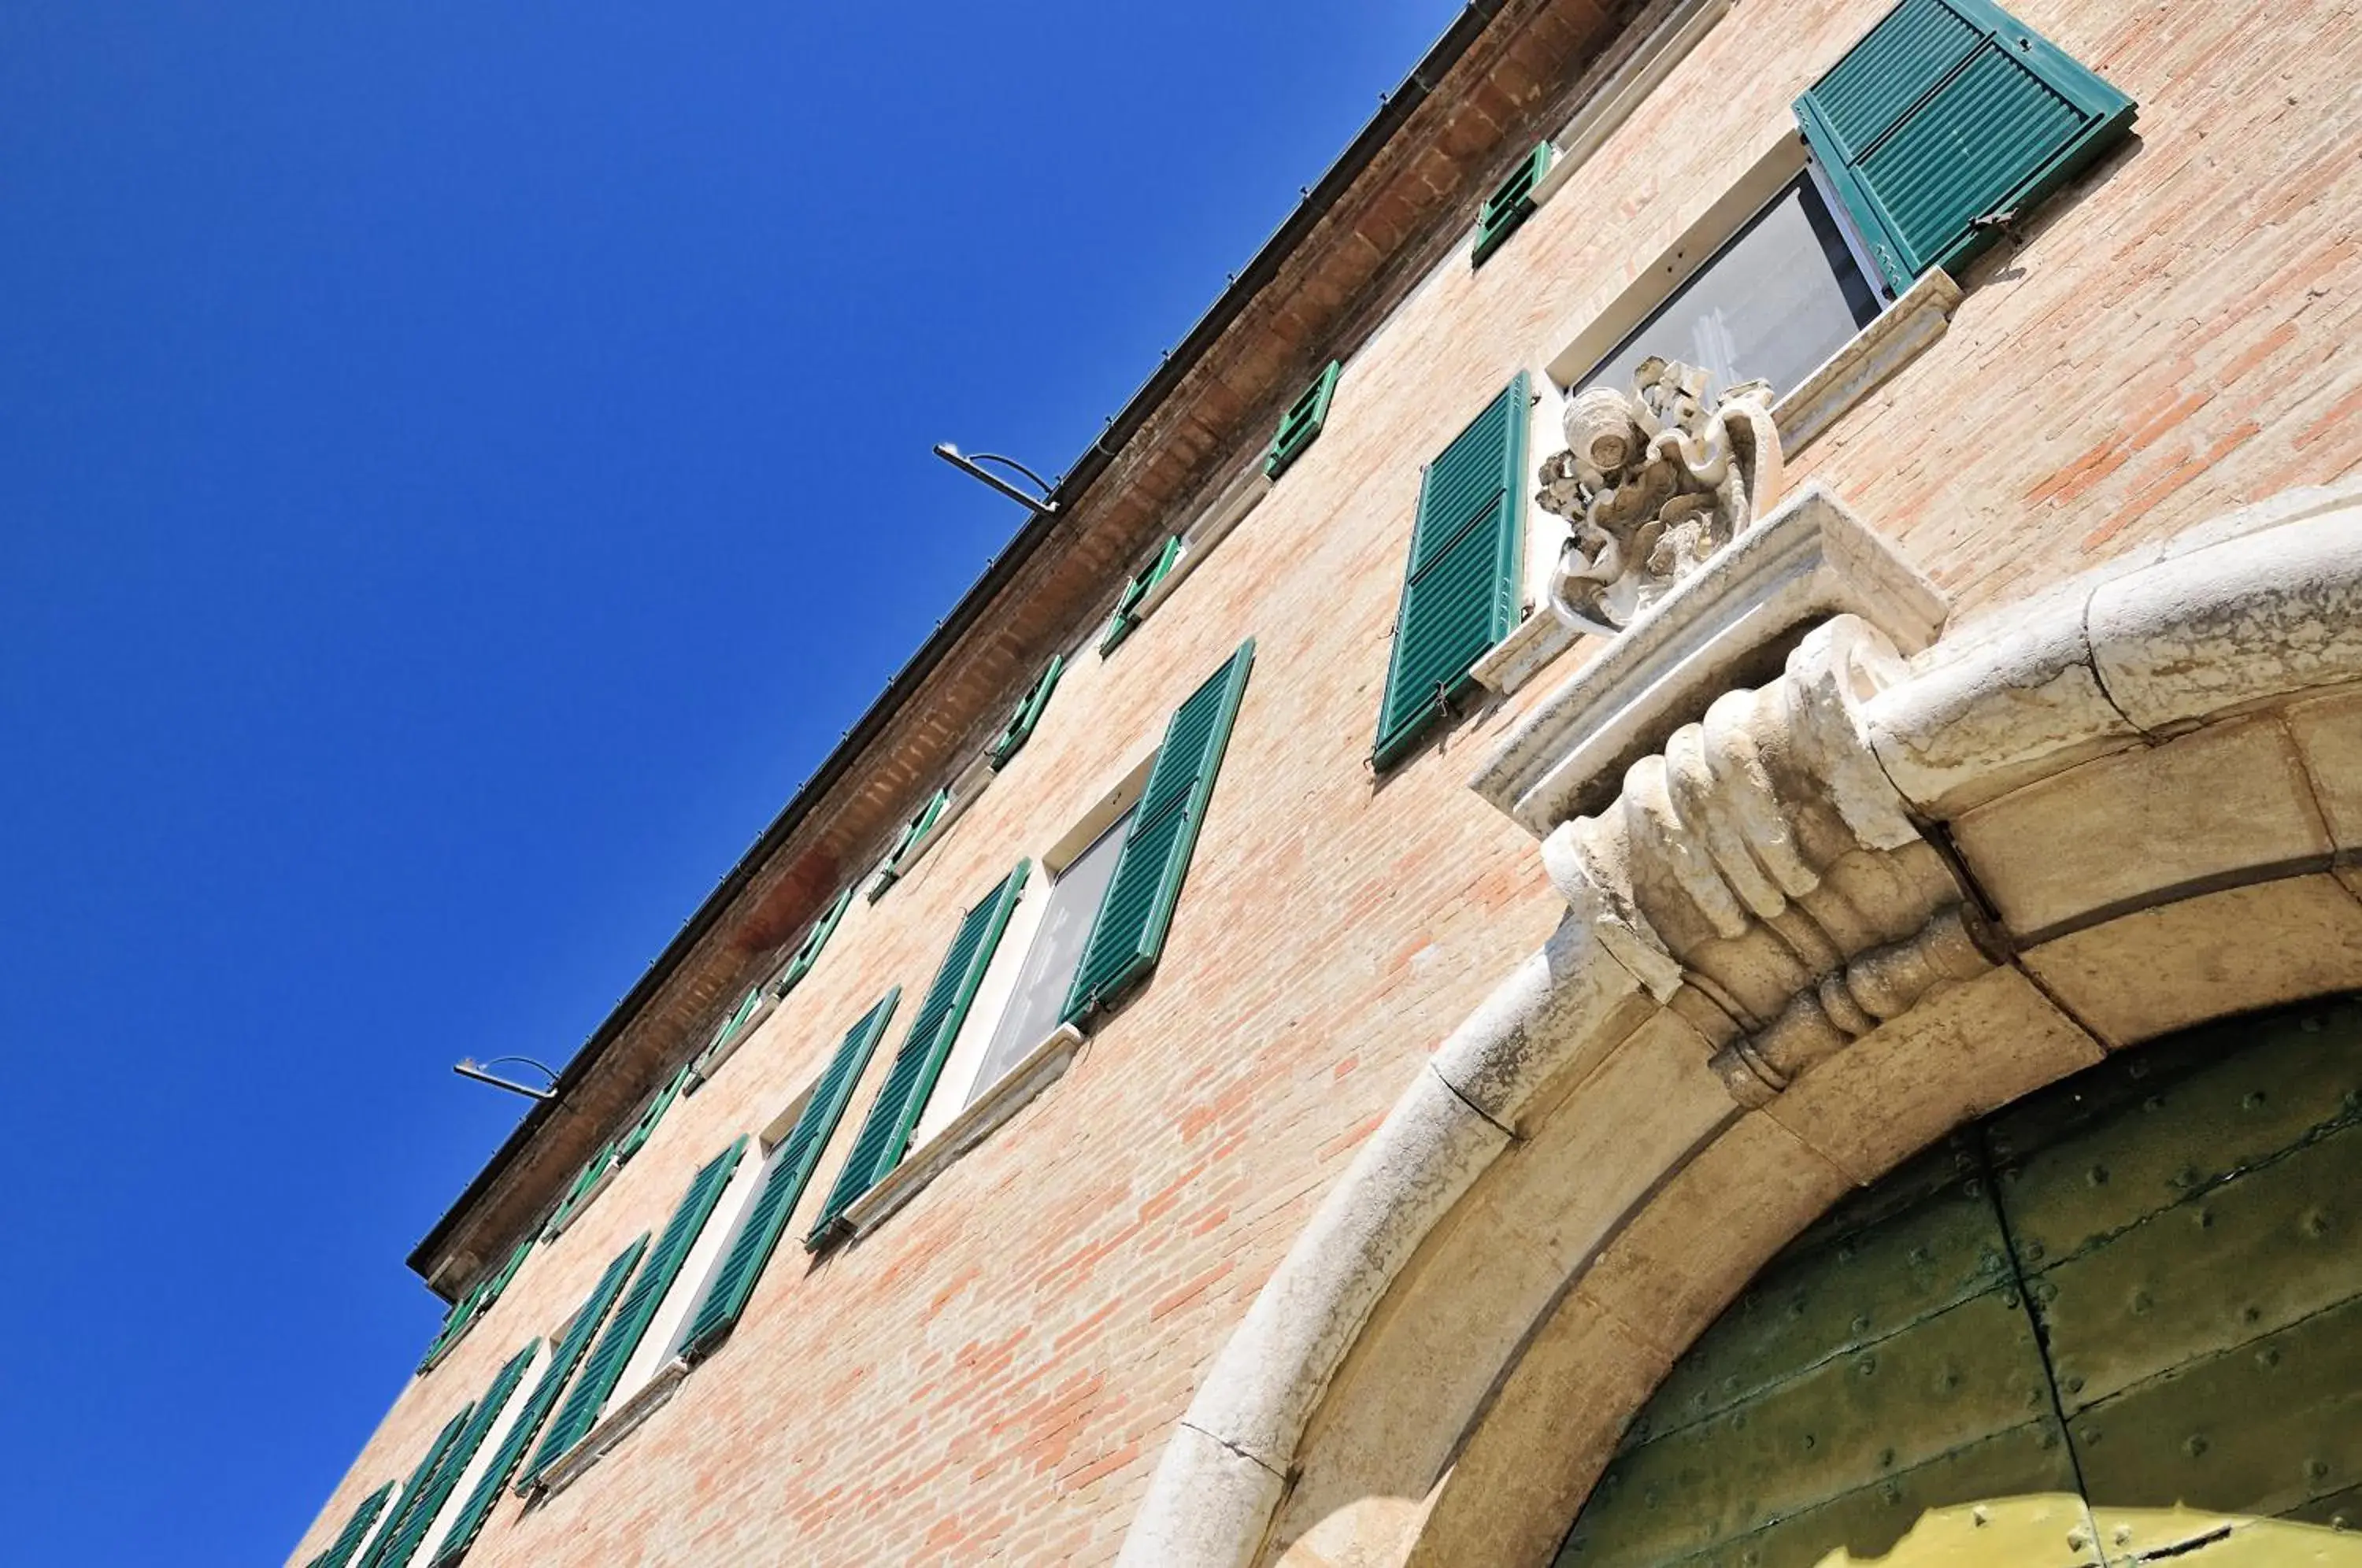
[1542,616,1994,1105]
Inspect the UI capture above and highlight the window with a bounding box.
[305,1481,397,1568]
[358,1342,538,1568]
[673,990,898,1359]
[1797,0,2134,295]
[611,1061,692,1166]
[869,787,950,900]
[1101,535,1185,653]
[431,1237,646,1562]
[1372,378,1529,769]
[987,656,1064,770]
[968,813,1129,1103]
[772,884,853,998]
[1264,361,1341,479]
[1472,142,1552,267]
[523,1140,746,1482]
[807,866,1031,1245]
[1573,171,1882,400]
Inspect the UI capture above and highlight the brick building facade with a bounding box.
[292,1,2362,1564]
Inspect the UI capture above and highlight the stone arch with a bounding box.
[1115,483,2362,1568]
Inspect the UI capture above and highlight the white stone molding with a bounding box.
[1115,479,2362,1568]
[838,1023,1085,1241]
[1472,483,1949,836]
[1769,267,1963,456]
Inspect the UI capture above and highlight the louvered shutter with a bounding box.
[808,869,1031,1242]
[524,1140,746,1480]
[678,989,901,1358]
[355,1407,474,1568]
[1101,536,1185,653]
[431,1238,646,1563]
[358,1343,537,1568]
[540,1141,616,1241]
[309,1480,397,1568]
[1796,0,2133,294]
[1372,375,1529,769]
[613,1062,692,1164]
[989,656,1065,770]
[1061,642,1255,1023]
[775,885,853,997]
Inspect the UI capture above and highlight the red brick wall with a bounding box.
[291,0,2362,1561]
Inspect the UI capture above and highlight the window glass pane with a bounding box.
[968,812,1131,1102]
[1576,174,1883,400]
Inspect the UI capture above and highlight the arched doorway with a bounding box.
[1557,998,2362,1567]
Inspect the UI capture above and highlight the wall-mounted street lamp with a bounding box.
[454,1056,560,1102]
[933,444,1060,518]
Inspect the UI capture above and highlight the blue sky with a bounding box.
[0,3,1457,1560]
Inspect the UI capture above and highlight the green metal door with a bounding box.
[1558,999,2362,1567]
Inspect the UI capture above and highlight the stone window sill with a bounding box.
[530,1357,690,1502]
[838,1023,1086,1241]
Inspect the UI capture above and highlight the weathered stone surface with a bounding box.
[2021,875,2362,1048]
[1949,717,2333,942]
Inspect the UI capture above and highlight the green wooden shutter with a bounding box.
[1472,142,1552,266]
[690,984,768,1085]
[1101,535,1185,653]
[354,1406,475,1568]
[807,867,1031,1244]
[524,1138,747,1481]
[1796,0,2134,294]
[1061,641,1255,1024]
[430,1238,646,1564]
[775,884,854,997]
[989,655,1065,770]
[677,989,901,1359]
[870,787,950,900]
[1265,361,1342,479]
[613,1062,693,1165]
[357,1342,537,1568]
[309,1480,397,1568]
[539,1141,616,1241]
[1372,375,1529,770]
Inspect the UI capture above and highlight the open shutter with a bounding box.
[808,868,1031,1243]
[1062,642,1255,1023]
[613,1062,693,1165]
[1265,361,1342,479]
[524,1140,746,1481]
[431,1239,646,1563]
[357,1342,537,1568]
[355,1407,474,1568]
[775,885,854,997]
[678,989,901,1358]
[870,788,950,900]
[989,656,1065,770]
[1472,142,1553,266]
[1101,536,1185,653]
[539,1141,616,1241]
[1796,0,2134,294]
[1372,375,1529,770]
[309,1481,397,1568]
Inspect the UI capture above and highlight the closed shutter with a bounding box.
[431,1237,646,1564]
[524,1139,747,1481]
[613,1062,693,1165]
[1371,375,1529,770]
[1795,0,2134,294]
[775,884,854,998]
[309,1480,396,1568]
[678,989,901,1358]
[809,868,1031,1243]
[355,1407,474,1568]
[1062,641,1256,1023]
[357,1342,537,1568]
